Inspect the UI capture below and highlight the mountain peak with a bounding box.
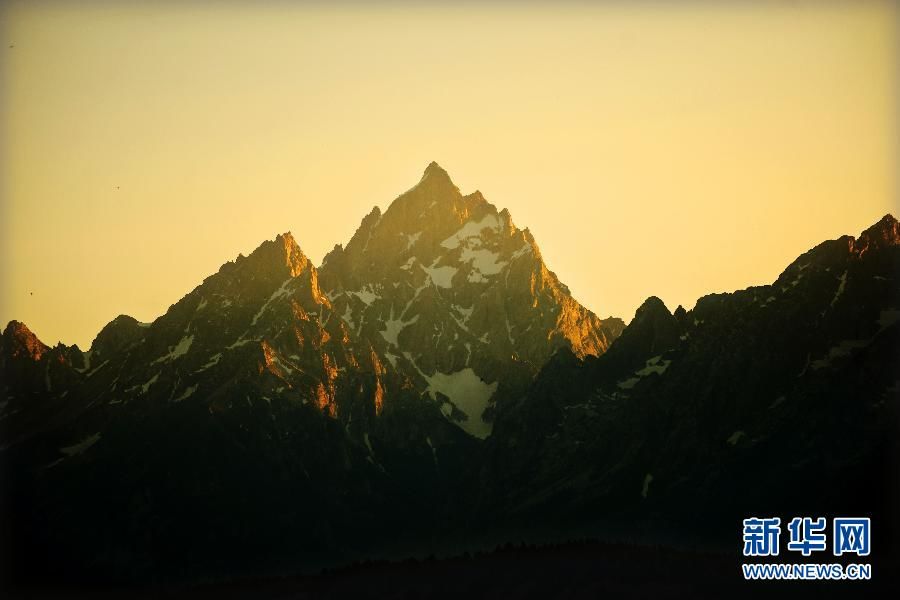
[856,213,899,251]
[419,161,457,190]
[467,190,486,203]
[636,296,671,317]
[276,230,296,245]
[423,160,447,176]
[245,232,311,278]
[3,320,49,361]
[89,314,146,357]
[598,296,680,370]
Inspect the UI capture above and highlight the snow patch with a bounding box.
[403,231,422,250]
[340,303,356,330]
[380,312,420,347]
[152,335,194,364]
[617,356,671,389]
[449,305,473,333]
[173,384,198,403]
[617,377,641,390]
[510,243,532,260]
[760,296,777,308]
[422,262,457,288]
[424,368,497,439]
[727,430,746,446]
[197,353,222,372]
[350,285,380,305]
[252,278,293,326]
[830,270,848,307]
[60,433,101,457]
[426,436,437,464]
[461,247,506,281]
[141,373,159,394]
[453,305,474,322]
[85,359,109,378]
[269,352,295,375]
[440,214,500,250]
[635,355,671,377]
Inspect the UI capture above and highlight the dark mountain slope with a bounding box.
[478,214,900,548]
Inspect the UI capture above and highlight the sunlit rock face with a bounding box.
[319,162,621,437]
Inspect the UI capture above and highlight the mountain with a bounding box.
[319,162,621,438]
[2,235,442,581]
[476,214,900,544]
[0,163,619,585]
[1,163,897,589]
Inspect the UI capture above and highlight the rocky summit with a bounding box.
[319,161,621,438]
[1,164,898,589]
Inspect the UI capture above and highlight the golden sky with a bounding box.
[2,1,897,349]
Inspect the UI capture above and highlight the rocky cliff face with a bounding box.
[319,162,619,438]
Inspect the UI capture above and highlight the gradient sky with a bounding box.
[2,1,897,349]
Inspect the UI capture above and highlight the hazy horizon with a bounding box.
[2,1,897,349]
